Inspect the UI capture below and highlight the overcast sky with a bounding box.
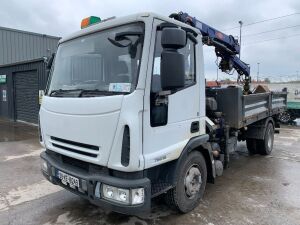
[0,0,299,81]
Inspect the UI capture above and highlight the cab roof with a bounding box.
[59,12,200,44]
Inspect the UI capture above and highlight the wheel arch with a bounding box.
[267,117,275,127]
[245,116,275,140]
[171,134,216,185]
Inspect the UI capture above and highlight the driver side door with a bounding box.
[143,19,203,169]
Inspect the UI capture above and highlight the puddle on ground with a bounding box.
[0,120,38,142]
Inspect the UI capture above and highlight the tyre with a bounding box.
[259,122,274,155]
[278,111,292,124]
[246,138,258,155]
[164,151,207,213]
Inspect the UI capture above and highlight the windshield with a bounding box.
[47,23,144,97]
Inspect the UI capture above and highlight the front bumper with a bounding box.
[40,151,151,215]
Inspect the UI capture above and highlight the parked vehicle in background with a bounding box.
[267,83,300,124]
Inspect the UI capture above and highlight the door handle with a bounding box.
[190,121,199,133]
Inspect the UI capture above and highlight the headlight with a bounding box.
[102,184,130,204]
[101,184,144,205]
[41,159,48,174]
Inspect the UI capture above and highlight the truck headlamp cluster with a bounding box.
[101,184,144,205]
[102,184,130,204]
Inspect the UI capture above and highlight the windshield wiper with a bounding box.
[49,89,84,97]
[78,89,129,97]
[49,89,129,97]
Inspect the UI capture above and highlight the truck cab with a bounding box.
[40,12,207,214]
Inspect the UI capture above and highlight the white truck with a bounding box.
[39,12,287,214]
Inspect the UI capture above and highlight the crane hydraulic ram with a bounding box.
[170,12,251,93]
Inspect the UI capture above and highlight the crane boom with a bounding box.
[170,12,251,93]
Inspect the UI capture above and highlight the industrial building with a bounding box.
[0,26,60,124]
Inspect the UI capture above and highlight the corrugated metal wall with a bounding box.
[0,60,48,122]
[0,26,60,66]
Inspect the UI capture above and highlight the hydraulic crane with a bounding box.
[170,12,251,94]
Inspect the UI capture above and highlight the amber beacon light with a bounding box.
[81,16,101,29]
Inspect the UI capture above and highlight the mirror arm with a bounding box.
[115,31,143,39]
[46,53,55,69]
[158,90,172,96]
[108,37,131,47]
[158,22,178,30]
[187,33,198,44]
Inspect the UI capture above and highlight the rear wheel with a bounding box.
[164,151,207,213]
[259,123,274,155]
[246,138,258,155]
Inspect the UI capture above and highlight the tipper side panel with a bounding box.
[206,87,243,129]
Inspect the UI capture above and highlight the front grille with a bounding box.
[62,155,90,171]
[52,143,97,157]
[50,136,99,158]
[51,136,99,150]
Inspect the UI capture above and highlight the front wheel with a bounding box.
[164,151,207,213]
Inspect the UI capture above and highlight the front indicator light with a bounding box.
[131,188,144,205]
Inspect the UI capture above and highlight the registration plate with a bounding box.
[57,170,79,189]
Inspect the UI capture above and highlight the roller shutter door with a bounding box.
[14,71,39,124]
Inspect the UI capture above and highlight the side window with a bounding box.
[180,39,196,86]
[151,30,196,93]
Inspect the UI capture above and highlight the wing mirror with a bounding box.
[160,27,186,92]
